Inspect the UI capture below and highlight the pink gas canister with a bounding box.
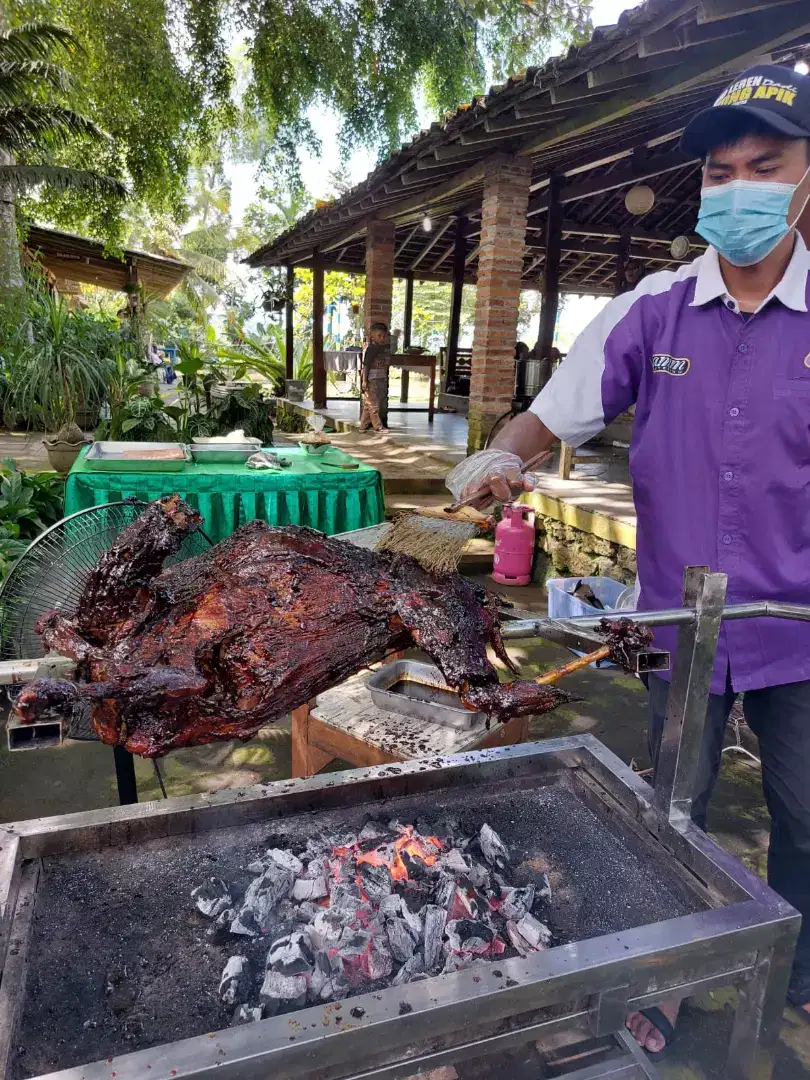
[492,504,536,586]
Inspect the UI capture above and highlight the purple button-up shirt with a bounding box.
[531,237,810,694]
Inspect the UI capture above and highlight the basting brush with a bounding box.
[375,450,551,574]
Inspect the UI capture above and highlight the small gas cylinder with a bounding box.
[492,504,536,586]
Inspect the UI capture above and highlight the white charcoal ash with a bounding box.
[358,861,393,905]
[506,913,552,957]
[422,905,447,972]
[391,951,426,986]
[292,876,328,902]
[265,931,314,977]
[478,824,510,872]
[386,917,418,964]
[499,885,535,922]
[231,1004,263,1026]
[259,970,308,1016]
[191,877,232,918]
[219,956,251,1007]
[440,849,470,877]
[247,848,304,877]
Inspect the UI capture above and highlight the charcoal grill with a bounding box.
[0,567,803,1080]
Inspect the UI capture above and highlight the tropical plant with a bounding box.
[0,456,65,581]
[0,457,64,537]
[12,291,112,435]
[273,401,310,435]
[218,321,313,393]
[0,21,127,290]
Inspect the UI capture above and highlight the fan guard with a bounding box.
[0,500,213,664]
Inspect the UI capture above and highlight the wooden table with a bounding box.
[291,668,529,777]
[387,354,437,422]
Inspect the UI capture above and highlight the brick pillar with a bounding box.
[467,157,532,452]
[364,219,395,334]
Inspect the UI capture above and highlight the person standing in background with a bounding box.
[359,321,391,433]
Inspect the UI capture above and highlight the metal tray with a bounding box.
[189,445,259,464]
[84,442,191,472]
[367,659,484,729]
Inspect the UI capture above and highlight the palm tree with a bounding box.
[0,22,127,291]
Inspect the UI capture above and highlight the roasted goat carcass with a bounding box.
[14,496,572,757]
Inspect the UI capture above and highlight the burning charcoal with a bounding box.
[308,964,335,1003]
[218,956,250,1007]
[292,876,328,902]
[231,1004,263,1026]
[247,848,304,877]
[191,877,232,918]
[206,906,237,943]
[330,881,363,915]
[447,884,482,922]
[466,860,491,891]
[433,873,456,909]
[440,849,470,877]
[358,862,393,905]
[445,918,494,956]
[392,951,426,986]
[386,918,417,964]
[478,824,510,871]
[516,913,551,949]
[358,817,388,841]
[259,970,308,1016]
[506,914,551,957]
[379,894,423,939]
[309,910,345,951]
[294,901,320,923]
[500,885,535,922]
[423,905,447,972]
[230,908,261,937]
[266,931,314,976]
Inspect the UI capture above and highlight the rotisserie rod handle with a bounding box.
[534,645,611,684]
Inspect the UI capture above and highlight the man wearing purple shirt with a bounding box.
[447,63,810,1050]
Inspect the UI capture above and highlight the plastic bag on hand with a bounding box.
[445,450,524,504]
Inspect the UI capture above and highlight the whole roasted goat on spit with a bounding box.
[14,496,574,757]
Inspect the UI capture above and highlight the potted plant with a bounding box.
[14,295,111,473]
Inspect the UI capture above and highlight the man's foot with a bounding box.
[625,998,681,1054]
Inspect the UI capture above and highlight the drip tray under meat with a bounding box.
[12,769,704,1078]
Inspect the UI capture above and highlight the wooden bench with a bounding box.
[291,669,529,778]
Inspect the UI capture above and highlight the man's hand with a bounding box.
[446,450,542,509]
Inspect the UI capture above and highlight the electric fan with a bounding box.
[0,500,212,775]
[0,500,212,664]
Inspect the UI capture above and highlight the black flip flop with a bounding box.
[637,1006,676,1059]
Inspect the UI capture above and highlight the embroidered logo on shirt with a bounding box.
[804,352,810,370]
[651,354,691,376]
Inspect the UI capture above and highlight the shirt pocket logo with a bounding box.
[651,354,690,376]
[804,352,810,369]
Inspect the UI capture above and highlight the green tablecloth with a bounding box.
[65,446,385,543]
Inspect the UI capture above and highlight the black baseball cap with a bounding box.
[681,64,810,159]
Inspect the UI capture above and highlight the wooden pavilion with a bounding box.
[246,0,810,451]
[23,226,191,301]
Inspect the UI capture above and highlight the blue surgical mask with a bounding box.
[696,178,796,267]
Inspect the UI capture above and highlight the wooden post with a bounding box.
[446,215,467,393]
[285,264,295,380]
[312,253,326,408]
[536,172,563,390]
[614,228,632,296]
[400,271,414,403]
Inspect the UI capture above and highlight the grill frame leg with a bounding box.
[113,745,138,804]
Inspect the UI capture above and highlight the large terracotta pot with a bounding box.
[43,436,92,474]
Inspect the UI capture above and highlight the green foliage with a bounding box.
[12,0,232,239]
[0,457,64,537]
[0,21,127,211]
[11,290,113,431]
[10,0,590,244]
[0,456,65,580]
[273,401,309,434]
